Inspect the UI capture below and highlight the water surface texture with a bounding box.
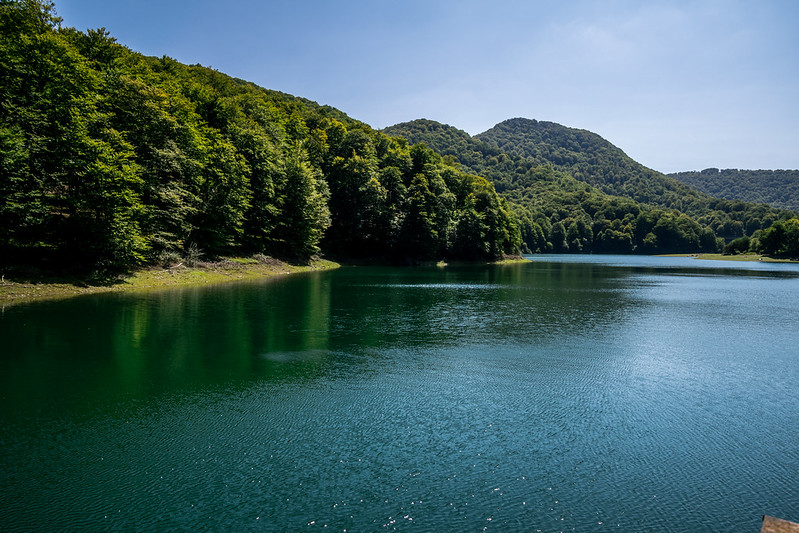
[2,256,798,531]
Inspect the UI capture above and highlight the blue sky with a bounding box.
[55,0,799,173]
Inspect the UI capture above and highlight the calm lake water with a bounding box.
[1,255,798,532]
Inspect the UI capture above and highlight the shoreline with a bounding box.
[0,257,340,307]
[437,255,530,267]
[658,253,796,263]
[7,252,793,307]
[0,255,525,307]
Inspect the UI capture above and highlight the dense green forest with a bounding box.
[3,1,795,275]
[670,168,799,212]
[0,0,519,274]
[383,119,796,254]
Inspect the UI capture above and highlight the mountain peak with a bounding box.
[383,118,471,138]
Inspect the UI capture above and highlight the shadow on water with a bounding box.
[0,262,640,419]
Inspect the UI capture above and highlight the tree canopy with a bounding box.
[0,0,519,274]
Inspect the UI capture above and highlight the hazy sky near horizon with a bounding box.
[55,0,798,173]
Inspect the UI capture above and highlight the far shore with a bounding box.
[0,257,340,307]
[658,253,796,263]
[437,255,530,267]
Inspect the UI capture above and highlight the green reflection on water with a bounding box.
[1,262,630,419]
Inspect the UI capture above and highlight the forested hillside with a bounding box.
[384,119,795,254]
[670,168,799,212]
[0,0,519,274]
[474,119,793,234]
[476,118,692,203]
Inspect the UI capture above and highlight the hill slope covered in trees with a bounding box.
[4,1,795,274]
[0,0,519,274]
[384,119,795,254]
[473,119,794,232]
[669,168,799,212]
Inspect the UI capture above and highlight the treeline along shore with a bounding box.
[1,0,519,280]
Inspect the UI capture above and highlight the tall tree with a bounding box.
[272,142,330,259]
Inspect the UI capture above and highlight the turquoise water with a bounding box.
[1,255,798,531]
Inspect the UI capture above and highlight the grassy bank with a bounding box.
[0,257,340,307]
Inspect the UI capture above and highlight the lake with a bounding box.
[1,255,798,531]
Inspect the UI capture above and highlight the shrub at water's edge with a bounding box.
[755,219,799,259]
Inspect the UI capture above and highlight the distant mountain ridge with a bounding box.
[384,118,794,254]
[669,168,799,212]
[474,118,705,211]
